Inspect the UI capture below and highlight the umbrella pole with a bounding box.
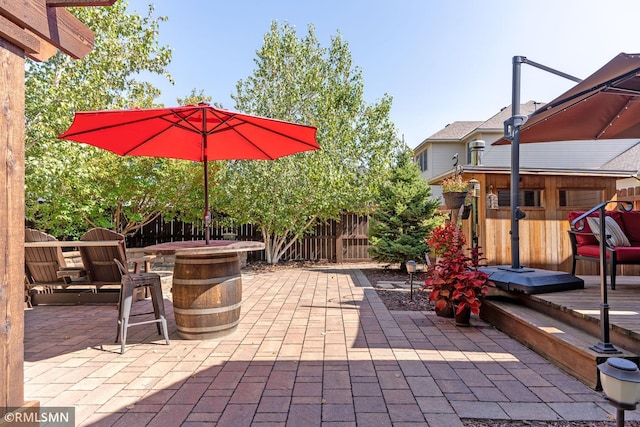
[506,56,582,270]
[203,113,210,245]
[204,159,210,245]
[509,56,525,270]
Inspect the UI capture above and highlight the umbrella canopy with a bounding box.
[495,52,640,145]
[59,103,319,160]
[58,103,320,243]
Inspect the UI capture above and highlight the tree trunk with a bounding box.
[261,215,319,264]
[261,228,273,264]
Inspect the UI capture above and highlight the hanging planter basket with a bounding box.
[442,191,468,210]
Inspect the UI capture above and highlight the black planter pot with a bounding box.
[461,204,472,219]
[434,300,454,318]
[454,306,471,327]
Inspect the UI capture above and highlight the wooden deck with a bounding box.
[527,275,640,350]
[481,275,640,389]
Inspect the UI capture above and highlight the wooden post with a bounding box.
[0,37,26,412]
[0,1,106,414]
[336,222,344,264]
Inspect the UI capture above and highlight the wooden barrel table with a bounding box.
[172,252,242,339]
[144,240,265,340]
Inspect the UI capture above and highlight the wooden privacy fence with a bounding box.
[126,213,372,263]
[617,185,640,208]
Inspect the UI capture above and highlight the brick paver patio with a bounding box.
[23,264,639,426]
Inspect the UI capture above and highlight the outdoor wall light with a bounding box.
[468,179,480,198]
[598,357,640,427]
[406,260,417,301]
[486,185,499,210]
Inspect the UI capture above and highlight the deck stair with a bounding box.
[481,288,639,390]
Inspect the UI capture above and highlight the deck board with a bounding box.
[531,275,640,339]
[482,275,640,389]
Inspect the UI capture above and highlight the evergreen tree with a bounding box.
[368,148,440,270]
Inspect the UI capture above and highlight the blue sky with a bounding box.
[126,0,640,149]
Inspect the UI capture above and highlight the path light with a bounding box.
[598,358,640,427]
[406,260,417,301]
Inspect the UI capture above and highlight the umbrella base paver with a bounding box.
[23,264,630,426]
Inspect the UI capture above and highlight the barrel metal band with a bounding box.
[173,301,242,315]
[172,274,241,286]
[175,256,239,265]
[177,319,240,333]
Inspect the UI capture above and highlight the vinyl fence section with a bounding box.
[126,213,372,263]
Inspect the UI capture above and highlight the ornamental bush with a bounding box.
[368,149,441,270]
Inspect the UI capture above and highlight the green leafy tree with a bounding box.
[368,148,441,270]
[25,2,176,237]
[216,22,399,263]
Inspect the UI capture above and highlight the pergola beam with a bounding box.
[0,0,95,60]
[47,0,117,5]
[0,14,40,56]
[25,29,59,62]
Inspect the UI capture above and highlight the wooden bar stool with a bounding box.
[113,259,169,354]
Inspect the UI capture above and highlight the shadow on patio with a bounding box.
[23,265,628,426]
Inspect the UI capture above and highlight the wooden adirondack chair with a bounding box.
[78,228,154,291]
[24,228,85,305]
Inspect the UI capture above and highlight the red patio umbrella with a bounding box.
[58,103,319,244]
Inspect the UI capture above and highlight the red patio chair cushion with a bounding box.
[576,245,640,261]
[620,211,640,243]
[568,211,623,246]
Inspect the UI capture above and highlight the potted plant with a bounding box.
[449,245,494,326]
[441,175,469,210]
[424,221,466,317]
[423,222,494,324]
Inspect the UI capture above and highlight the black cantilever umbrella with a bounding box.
[492,53,640,354]
[496,52,640,145]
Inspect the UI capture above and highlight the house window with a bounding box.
[559,189,603,207]
[415,150,428,171]
[497,189,543,207]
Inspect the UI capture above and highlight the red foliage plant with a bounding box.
[424,223,494,315]
[426,221,466,258]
